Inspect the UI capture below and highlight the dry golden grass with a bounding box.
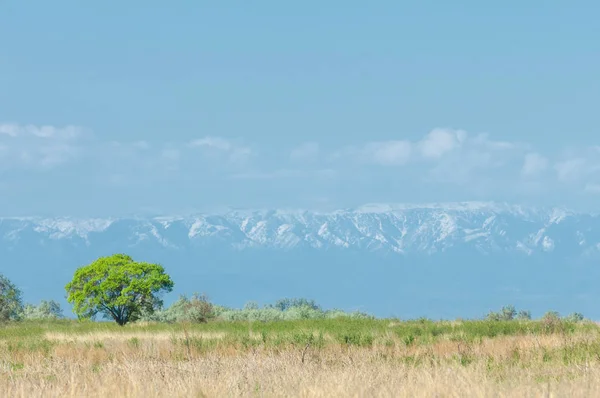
[44,330,230,342]
[2,321,600,397]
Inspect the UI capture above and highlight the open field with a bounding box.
[2,318,600,397]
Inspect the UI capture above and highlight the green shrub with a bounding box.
[21,300,64,320]
[214,300,374,322]
[268,298,321,311]
[184,293,214,323]
[516,310,532,320]
[218,308,286,322]
[284,306,325,320]
[487,305,531,321]
[564,312,584,323]
[541,311,563,334]
[141,293,214,323]
[243,301,259,310]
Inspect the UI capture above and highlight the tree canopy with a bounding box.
[65,254,174,325]
[0,273,23,322]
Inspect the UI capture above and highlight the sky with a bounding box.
[1,1,600,216]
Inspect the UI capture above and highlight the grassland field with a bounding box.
[1,317,600,397]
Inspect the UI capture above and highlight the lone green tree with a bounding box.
[65,254,174,326]
[0,273,23,322]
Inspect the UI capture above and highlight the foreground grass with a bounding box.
[1,318,600,397]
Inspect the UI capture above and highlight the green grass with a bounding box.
[0,317,594,352]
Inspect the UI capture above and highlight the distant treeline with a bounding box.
[0,254,590,325]
[0,272,587,324]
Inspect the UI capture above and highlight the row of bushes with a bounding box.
[0,273,589,324]
[142,298,588,324]
[486,305,585,323]
[140,294,375,323]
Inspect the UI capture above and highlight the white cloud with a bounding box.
[38,144,82,167]
[0,124,19,137]
[230,169,336,180]
[90,136,257,187]
[132,140,151,150]
[421,129,523,188]
[159,148,181,172]
[161,148,180,161]
[290,142,319,163]
[521,153,548,177]
[554,158,586,182]
[418,128,466,159]
[335,129,533,193]
[339,128,519,171]
[8,122,600,204]
[0,123,85,139]
[472,133,518,151]
[550,146,600,189]
[188,136,232,151]
[427,150,497,185]
[0,123,88,169]
[332,140,413,166]
[188,136,253,164]
[367,141,412,165]
[228,147,253,164]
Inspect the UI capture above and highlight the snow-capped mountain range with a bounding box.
[1,202,597,257]
[3,202,600,320]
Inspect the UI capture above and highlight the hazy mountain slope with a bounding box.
[1,202,597,255]
[1,202,599,319]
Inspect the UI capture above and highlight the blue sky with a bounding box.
[1,1,600,216]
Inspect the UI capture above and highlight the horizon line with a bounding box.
[0,200,583,219]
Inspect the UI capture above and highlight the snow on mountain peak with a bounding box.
[0,202,593,256]
[29,218,114,240]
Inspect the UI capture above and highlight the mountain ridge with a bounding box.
[1,201,598,257]
[3,201,600,319]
